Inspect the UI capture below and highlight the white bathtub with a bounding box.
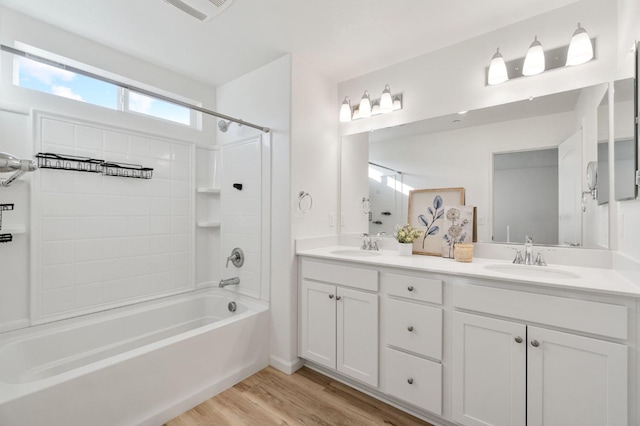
[0,288,269,426]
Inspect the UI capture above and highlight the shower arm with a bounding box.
[0,153,37,187]
[1,45,270,134]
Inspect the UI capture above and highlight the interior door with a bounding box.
[558,130,582,246]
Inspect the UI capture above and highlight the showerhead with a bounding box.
[218,120,230,132]
[0,152,37,187]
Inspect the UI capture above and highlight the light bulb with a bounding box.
[523,36,545,76]
[566,23,593,66]
[339,97,352,122]
[359,91,371,118]
[488,48,508,85]
[380,85,393,113]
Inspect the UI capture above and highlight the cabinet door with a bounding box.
[452,312,526,426]
[300,280,336,369]
[527,326,627,426]
[337,287,379,387]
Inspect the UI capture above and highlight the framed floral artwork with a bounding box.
[441,205,475,258]
[407,187,465,256]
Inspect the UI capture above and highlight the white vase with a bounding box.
[398,242,413,256]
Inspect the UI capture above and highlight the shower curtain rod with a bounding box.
[369,161,402,174]
[1,45,270,133]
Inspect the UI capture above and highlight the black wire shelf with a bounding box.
[35,153,153,179]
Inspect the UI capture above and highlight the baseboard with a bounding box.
[269,355,305,374]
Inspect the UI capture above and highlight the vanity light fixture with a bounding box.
[523,36,545,76]
[487,25,595,85]
[340,85,403,122]
[566,23,594,66]
[488,48,509,85]
[380,85,394,113]
[359,91,372,118]
[339,97,352,122]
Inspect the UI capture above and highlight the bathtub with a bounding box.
[0,287,269,426]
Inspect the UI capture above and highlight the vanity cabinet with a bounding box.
[452,285,628,426]
[382,272,444,415]
[299,260,379,387]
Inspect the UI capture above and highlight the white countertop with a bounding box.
[297,245,640,299]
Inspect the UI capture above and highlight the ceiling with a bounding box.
[0,0,580,87]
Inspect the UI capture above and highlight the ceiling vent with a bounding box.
[163,0,234,21]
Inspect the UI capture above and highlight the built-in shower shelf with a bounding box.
[196,187,220,194]
[196,221,221,228]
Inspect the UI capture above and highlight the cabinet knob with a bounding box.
[407,378,414,385]
[407,286,414,292]
[531,340,540,347]
[407,326,414,332]
[336,296,342,301]
[515,336,523,344]
[329,294,334,299]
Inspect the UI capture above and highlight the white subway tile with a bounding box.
[74,240,105,263]
[42,241,75,266]
[103,218,129,238]
[42,119,74,146]
[149,235,172,254]
[129,136,151,157]
[148,254,172,274]
[42,217,75,241]
[128,255,150,278]
[171,198,189,216]
[127,196,150,216]
[41,170,76,193]
[171,180,189,198]
[171,143,190,163]
[103,278,133,301]
[171,234,190,252]
[42,264,75,289]
[150,159,172,180]
[74,261,104,285]
[150,197,172,216]
[41,193,76,217]
[75,125,103,150]
[102,258,130,281]
[128,217,150,236]
[171,162,190,181]
[75,282,105,307]
[171,216,190,235]
[41,288,75,315]
[149,216,172,235]
[128,236,150,256]
[150,140,171,160]
[74,217,105,240]
[104,131,129,154]
[171,251,190,271]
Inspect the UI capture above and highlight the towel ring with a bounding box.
[298,191,313,213]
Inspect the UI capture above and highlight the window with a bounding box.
[12,47,199,128]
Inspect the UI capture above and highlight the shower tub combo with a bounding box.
[0,288,269,425]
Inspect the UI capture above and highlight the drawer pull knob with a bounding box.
[407,378,414,385]
[329,294,334,299]
[515,336,523,344]
[531,340,540,347]
[407,326,414,332]
[407,286,414,292]
[336,296,342,301]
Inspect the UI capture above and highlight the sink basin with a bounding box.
[484,264,580,279]
[330,249,381,257]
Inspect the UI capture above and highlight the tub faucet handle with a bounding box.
[226,247,245,268]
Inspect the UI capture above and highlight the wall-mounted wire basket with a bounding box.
[0,234,12,244]
[36,153,103,173]
[35,153,153,179]
[101,162,153,179]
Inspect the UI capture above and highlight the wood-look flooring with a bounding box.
[165,366,434,426]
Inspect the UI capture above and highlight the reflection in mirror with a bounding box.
[368,162,406,236]
[613,78,637,201]
[341,83,622,249]
[597,88,609,204]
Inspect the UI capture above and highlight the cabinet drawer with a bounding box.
[386,299,442,360]
[386,273,442,304]
[384,348,442,415]
[453,284,628,340]
[302,260,378,292]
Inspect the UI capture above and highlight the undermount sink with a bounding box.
[484,263,580,279]
[330,249,382,257]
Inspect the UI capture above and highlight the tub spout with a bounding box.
[219,277,240,288]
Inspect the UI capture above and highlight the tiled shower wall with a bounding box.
[32,113,194,323]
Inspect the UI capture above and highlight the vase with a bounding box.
[398,242,413,256]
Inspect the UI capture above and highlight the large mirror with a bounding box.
[341,79,636,249]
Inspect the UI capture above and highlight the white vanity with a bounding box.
[297,246,639,426]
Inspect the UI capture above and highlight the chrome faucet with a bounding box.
[219,277,240,287]
[361,233,381,251]
[524,235,534,265]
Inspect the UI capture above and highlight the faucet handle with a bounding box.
[512,250,524,264]
[534,251,547,266]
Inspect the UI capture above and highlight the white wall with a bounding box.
[216,55,299,372]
